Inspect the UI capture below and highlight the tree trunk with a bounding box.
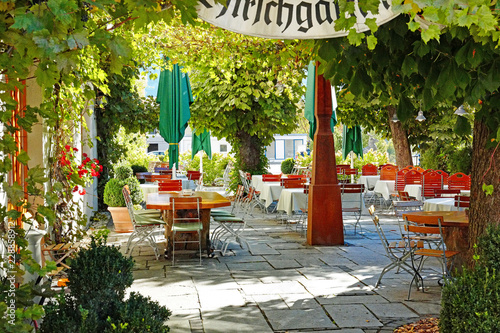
[387,106,413,167]
[468,118,500,266]
[236,130,263,172]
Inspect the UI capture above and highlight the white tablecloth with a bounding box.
[423,198,462,211]
[252,175,263,191]
[276,188,308,215]
[258,181,283,207]
[357,175,380,191]
[404,184,423,200]
[373,180,396,200]
[275,189,366,216]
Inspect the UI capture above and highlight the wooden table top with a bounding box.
[402,210,468,227]
[146,191,231,210]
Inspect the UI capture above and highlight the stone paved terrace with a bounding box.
[107,204,443,333]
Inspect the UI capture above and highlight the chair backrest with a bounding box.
[395,169,410,191]
[435,170,449,184]
[380,165,398,180]
[262,174,281,182]
[422,171,443,198]
[398,191,411,201]
[414,166,425,173]
[281,178,306,188]
[378,163,396,170]
[343,168,359,176]
[393,200,423,218]
[158,179,183,192]
[448,172,471,190]
[170,196,201,222]
[404,169,423,185]
[403,214,443,236]
[454,195,470,208]
[136,172,150,180]
[434,189,461,198]
[303,184,310,194]
[187,170,202,181]
[341,184,364,210]
[122,185,137,225]
[286,174,307,180]
[239,170,251,192]
[149,174,172,183]
[362,163,378,176]
[368,205,399,255]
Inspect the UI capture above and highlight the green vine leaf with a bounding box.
[482,183,494,196]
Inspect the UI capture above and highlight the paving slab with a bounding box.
[316,294,389,305]
[365,302,419,319]
[324,304,383,328]
[202,306,272,333]
[198,289,247,310]
[266,258,303,269]
[264,308,336,331]
[226,261,274,271]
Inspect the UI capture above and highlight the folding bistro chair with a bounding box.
[368,206,421,287]
[403,214,459,300]
[123,185,165,260]
[341,183,365,234]
[170,196,203,266]
[454,195,470,209]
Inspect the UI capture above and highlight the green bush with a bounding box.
[114,165,133,180]
[103,177,143,207]
[179,151,234,185]
[447,146,472,174]
[131,164,148,175]
[440,224,500,332]
[281,158,295,174]
[41,238,171,333]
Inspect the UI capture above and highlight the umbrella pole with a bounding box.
[350,151,354,183]
[199,151,203,190]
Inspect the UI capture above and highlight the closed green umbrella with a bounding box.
[157,62,193,169]
[342,125,363,160]
[304,61,337,141]
[191,129,212,159]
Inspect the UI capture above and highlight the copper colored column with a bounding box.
[307,65,344,245]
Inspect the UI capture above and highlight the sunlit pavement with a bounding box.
[107,202,442,333]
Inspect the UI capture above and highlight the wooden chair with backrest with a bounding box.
[149,174,172,183]
[341,183,365,233]
[398,191,412,201]
[158,179,183,192]
[362,163,378,176]
[448,172,471,190]
[422,171,443,199]
[154,166,170,173]
[262,174,282,182]
[403,214,459,300]
[122,185,165,260]
[170,196,203,265]
[187,170,202,190]
[282,178,306,189]
[404,169,423,186]
[379,163,396,170]
[380,165,398,180]
[395,169,410,193]
[435,170,449,184]
[434,189,461,198]
[368,205,420,287]
[454,195,470,208]
[414,166,425,173]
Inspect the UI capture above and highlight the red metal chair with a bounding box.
[362,163,378,176]
[379,163,396,171]
[448,172,471,190]
[422,171,443,199]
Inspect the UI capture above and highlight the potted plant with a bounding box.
[103,165,144,233]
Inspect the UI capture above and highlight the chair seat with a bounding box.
[213,216,244,222]
[211,209,231,214]
[210,211,234,216]
[172,222,203,232]
[415,248,459,258]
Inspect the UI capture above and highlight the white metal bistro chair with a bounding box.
[123,186,165,260]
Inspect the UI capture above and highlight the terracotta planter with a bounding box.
[107,207,133,233]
